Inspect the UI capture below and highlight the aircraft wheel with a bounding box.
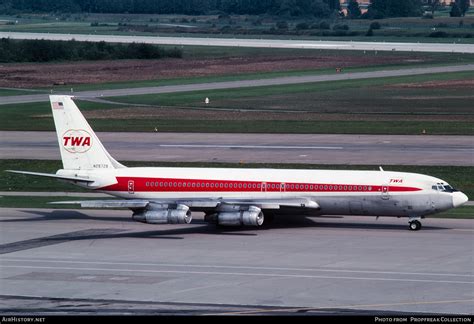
[409,220,422,231]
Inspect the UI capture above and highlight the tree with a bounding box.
[428,0,440,15]
[450,1,462,17]
[366,0,422,18]
[347,0,361,18]
[310,0,332,18]
[456,0,470,16]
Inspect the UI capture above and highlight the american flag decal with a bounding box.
[52,102,64,109]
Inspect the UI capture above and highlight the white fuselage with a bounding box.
[68,167,458,218]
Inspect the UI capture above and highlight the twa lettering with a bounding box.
[63,136,91,146]
[62,129,92,153]
[390,179,403,183]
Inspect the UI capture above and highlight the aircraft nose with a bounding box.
[452,192,468,208]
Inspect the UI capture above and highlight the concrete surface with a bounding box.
[0,208,472,315]
[1,32,474,53]
[1,131,473,166]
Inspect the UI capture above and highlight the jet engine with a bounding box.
[132,204,192,224]
[206,206,264,227]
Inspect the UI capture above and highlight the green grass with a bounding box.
[0,88,46,96]
[2,70,473,135]
[431,206,473,219]
[2,14,474,44]
[81,119,474,135]
[2,160,473,199]
[1,112,471,135]
[0,100,124,131]
[106,70,474,107]
[44,59,474,93]
[18,45,471,93]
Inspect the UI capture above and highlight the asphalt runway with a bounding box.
[0,208,472,315]
[2,64,474,105]
[1,131,473,166]
[2,32,474,53]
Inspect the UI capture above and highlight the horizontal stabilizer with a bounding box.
[6,170,94,183]
[50,200,150,208]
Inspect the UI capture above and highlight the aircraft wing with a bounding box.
[50,197,319,210]
[51,200,150,208]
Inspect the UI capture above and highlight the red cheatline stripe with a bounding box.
[100,177,422,193]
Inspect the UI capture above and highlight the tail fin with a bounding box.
[50,95,125,170]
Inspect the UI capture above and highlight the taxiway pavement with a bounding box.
[0,208,472,315]
[2,32,474,53]
[1,131,472,166]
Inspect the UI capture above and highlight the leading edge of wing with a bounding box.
[6,170,94,183]
[50,199,150,208]
[49,197,319,210]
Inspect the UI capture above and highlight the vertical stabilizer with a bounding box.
[50,95,125,170]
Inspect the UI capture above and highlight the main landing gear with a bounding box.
[408,218,422,231]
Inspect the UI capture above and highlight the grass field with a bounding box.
[106,71,474,112]
[37,57,474,93]
[0,88,45,96]
[2,160,473,199]
[1,70,473,135]
[3,45,473,93]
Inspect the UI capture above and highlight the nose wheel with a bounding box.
[409,220,422,231]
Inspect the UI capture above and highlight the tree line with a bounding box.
[0,0,469,18]
[1,0,341,17]
[0,38,182,63]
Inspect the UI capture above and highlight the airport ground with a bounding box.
[1,67,474,135]
[1,12,474,43]
[0,208,473,315]
[0,27,472,316]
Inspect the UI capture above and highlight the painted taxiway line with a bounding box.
[2,265,473,285]
[213,299,474,315]
[3,258,472,278]
[159,144,343,150]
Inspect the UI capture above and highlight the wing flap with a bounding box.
[48,198,319,210]
[50,200,149,208]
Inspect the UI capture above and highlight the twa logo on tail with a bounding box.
[62,129,92,153]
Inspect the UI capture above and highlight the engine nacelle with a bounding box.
[133,204,192,224]
[208,206,264,227]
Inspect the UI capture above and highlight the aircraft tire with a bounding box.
[409,220,422,231]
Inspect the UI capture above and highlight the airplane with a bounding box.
[7,95,468,231]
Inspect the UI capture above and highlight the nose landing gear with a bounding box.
[408,217,422,231]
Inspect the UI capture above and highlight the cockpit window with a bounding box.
[432,183,458,192]
[443,185,457,193]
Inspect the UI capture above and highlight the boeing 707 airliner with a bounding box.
[7,95,468,231]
